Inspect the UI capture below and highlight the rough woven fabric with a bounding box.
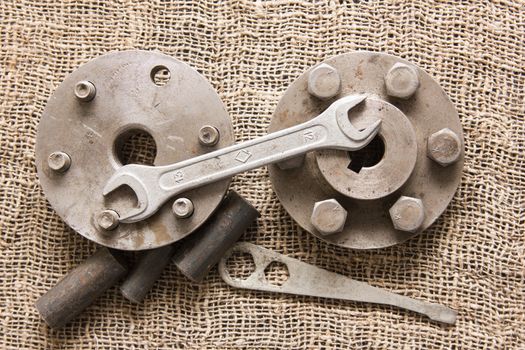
[1,0,524,349]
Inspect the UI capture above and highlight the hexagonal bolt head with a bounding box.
[96,209,120,231]
[307,63,341,100]
[47,151,71,173]
[172,198,194,219]
[384,63,419,99]
[276,155,305,170]
[198,125,220,146]
[389,196,425,233]
[427,128,462,167]
[74,81,96,102]
[310,199,348,236]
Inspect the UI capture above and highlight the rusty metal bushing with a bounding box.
[35,248,128,328]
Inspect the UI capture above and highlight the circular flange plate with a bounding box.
[269,52,464,249]
[36,51,234,250]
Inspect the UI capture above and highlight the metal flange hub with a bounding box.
[36,51,234,250]
[269,52,464,249]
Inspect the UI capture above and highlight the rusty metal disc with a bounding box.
[269,52,464,249]
[36,51,233,250]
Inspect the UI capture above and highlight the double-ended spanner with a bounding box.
[103,94,381,223]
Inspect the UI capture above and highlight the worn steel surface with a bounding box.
[35,50,234,250]
[219,243,457,325]
[102,95,380,223]
[35,248,128,328]
[173,191,259,282]
[268,52,464,249]
[120,245,177,303]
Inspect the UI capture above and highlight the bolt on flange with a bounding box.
[310,199,348,236]
[384,63,419,99]
[427,128,462,167]
[74,81,96,102]
[48,151,71,173]
[172,198,194,219]
[307,63,341,100]
[96,209,120,231]
[198,125,220,146]
[389,196,425,233]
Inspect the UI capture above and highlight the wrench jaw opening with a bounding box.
[348,119,382,149]
[102,165,154,224]
[331,94,382,149]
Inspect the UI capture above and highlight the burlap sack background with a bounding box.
[1,0,524,349]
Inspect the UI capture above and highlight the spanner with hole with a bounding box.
[103,94,381,223]
[219,242,457,324]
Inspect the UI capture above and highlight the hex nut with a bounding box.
[307,63,341,100]
[389,196,425,233]
[276,155,305,170]
[427,128,462,167]
[310,199,348,236]
[384,63,419,99]
[74,81,96,102]
[47,151,71,173]
[96,210,120,231]
[198,125,220,146]
[172,198,194,219]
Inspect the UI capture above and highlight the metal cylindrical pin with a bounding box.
[48,151,71,173]
[198,125,220,146]
[96,209,120,231]
[35,248,128,328]
[172,198,194,218]
[173,191,259,282]
[74,80,96,102]
[120,245,177,303]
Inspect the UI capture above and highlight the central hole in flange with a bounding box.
[347,134,385,173]
[115,129,157,166]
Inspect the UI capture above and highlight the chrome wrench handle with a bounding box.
[103,95,381,223]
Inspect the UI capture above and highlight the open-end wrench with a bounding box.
[219,243,457,325]
[103,94,381,223]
